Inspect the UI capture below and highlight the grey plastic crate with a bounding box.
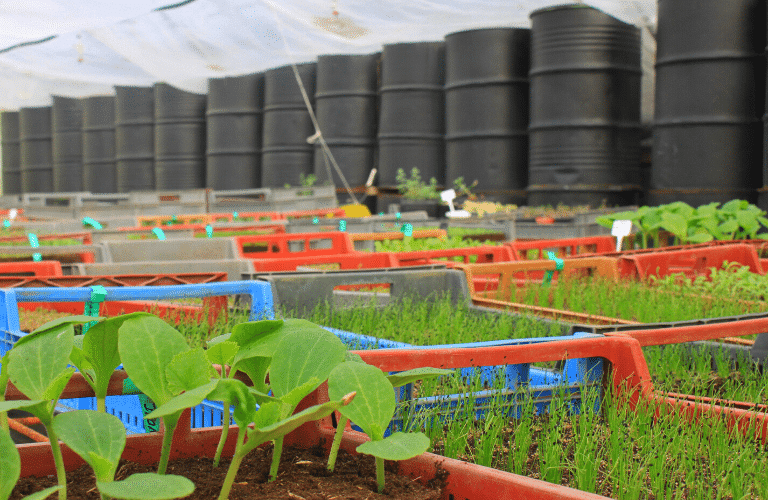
[0,243,107,262]
[90,228,195,242]
[208,186,337,213]
[570,312,768,365]
[11,215,141,233]
[70,259,254,281]
[245,265,471,316]
[21,192,137,219]
[0,195,23,208]
[102,237,240,262]
[128,190,209,215]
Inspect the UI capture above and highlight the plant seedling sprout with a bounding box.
[52,410,194,500]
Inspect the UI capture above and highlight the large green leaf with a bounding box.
[69,335,94,377]
[206,378,259,429]
[721,199,747,213]
[0,427,20,500]
[0,399,47,414]
[230,319,284,345]
[205,341,239,372]
[269,321,346,400]
[41,367,76,401]
[356,432,430,461]
[279,378,321,417]
[206,333,231,347]
[736,210,760,235]
[0,351,11,401]
[232,356,271,394]
[97,473,194,499]
[8,324,74,400]
[659,212,687,239]
[52,411,126,482]
[328,363,394,441]
[165,348,214,394]
[231,322,287,364]
[251,401,281,429]
[386,367,454,388]
[242,395,353,455]
[19,486,63,500]
[81,315,143,400]
[17,316,98,348]
[144,381,218,421]
[117,315,190,406]
[718,219,739,235]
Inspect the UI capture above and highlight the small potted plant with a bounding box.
[395,168,447,218]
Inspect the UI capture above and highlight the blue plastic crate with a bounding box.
[319,327,603,436]
[0,280,274,434]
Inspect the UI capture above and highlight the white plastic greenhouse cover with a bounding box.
[0,0,657,110]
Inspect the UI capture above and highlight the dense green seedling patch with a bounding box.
[372,235,502,254]
[644,343,768,405]
[406,364,768,499]
[290,295,566,346]
[515,272,766,323]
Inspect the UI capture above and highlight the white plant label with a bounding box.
[611,219,632,251]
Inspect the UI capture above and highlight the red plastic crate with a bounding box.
[0,231,93,245]
[392,245,515,267]
[617,243,763,280]
[14,272,229,326]
[508,236,616,260]
[456,257,621,296]
[235,231,356,259]
[0,261,63,277]
[282,207,346,219]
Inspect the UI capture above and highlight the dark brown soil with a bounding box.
[11,444,443,500]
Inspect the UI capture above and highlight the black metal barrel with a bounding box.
[261,63,316,187]
[653,0,765,205]
[313,53,379,188]
[1,111,21,194]
[154,83,206,189]
[115,86,154,192]
[206,73,264,190]
[528,6,642,207]
[82,96,116,193]
[445,28,530,204]
[378,42,445,188]
[19,106,53,193]
[52,96,83,192]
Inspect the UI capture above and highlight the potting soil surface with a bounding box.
[11,444,444,500]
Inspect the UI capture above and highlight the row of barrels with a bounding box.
[2,1,766,208]
[0,5,643,207]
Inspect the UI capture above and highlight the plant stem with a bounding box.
[269,437,283,482]
[97,397,106,413]
[157,418,178,475]
[375,456,385,493]
[45,423,68,500]
[213,400,231,467]
[218,438,246,500]
[327,415,348,471]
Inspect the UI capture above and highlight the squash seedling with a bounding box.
[52,410,194,500]
[205,318,284,466]
[327,362,452,493]
[117,314,216,474]
[1,427,62,500]
[148,319,354,500]
[0,316,96,500]
[69,313,150,413]
[265,320,347,481]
